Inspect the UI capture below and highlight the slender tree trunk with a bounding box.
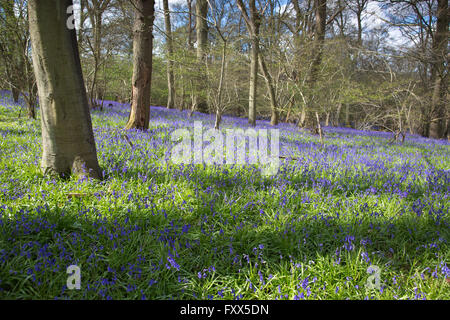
[179,65,185,111]
[258,53,278,126]
[125,0,155,131]
[345,103,350,127]
[163,0,175,109]
[193,0,208,114]
[26,99,36,119]
[78,0,85,45]
[248,34,258,127]
[94,10,102,103]
[179,75,185,110]
[309,0,326,84]
[335,102,342,126]
[303,0,326,130]
[356,11,362,46]
[315,111,323,145]
[428,0,448,139]
[236,0,261,127]
[215,41,227,130]
[187,0,193,49]
[87,5,103,109]
[299,106,306,127]
[28,0,101,179]
[11,86,20,103]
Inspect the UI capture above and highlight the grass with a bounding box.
[0,92,449,300]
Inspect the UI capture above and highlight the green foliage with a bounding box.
[0,99,448,300]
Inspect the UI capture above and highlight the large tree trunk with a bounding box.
[192,0,208,114]
[428,0,448,139]
[28,0,101,179]
[125,0,155,131]
[163,0,175,109]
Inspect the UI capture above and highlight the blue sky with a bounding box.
[70,0,409,48]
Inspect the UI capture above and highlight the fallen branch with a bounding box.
[67,193,88,199]
[279,155,299,161]
[122,133,134,148]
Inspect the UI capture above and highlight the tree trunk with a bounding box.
[215,41,227,130]
[28,0,101,179]
[428,0,448,139]
[309,0,326,84]
[26,99,36,119]
[78,0,85,45]
[335,102,342,126]
[248,34,258,127]
[303,0,326,131]
[163,0,175,109]
[11,86,20,103]
[193,0,208,114]
[258,53,278,126]
[125,0,155,131]
[356,11,362,47]
[86,5,103,109]
[187,0,193,49]
[315,111,323,145]
[345,103,350,127]
[236,0,261,127]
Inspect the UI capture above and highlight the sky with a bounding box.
[360,1,409,47]
[70,0,410,49]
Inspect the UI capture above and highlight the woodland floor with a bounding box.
[0,92,449,299]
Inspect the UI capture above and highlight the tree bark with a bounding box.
[335,103,341,126]
[192,0,208,114]
[258,53,278,126]
[125,0,155,131]
[163,0,175,109]
[248,34,259,127]
[428,0,448,139]
[345,103,350,127]
[301,0,326,130]
[236,0,261,127]
[309,0,326,84]
[85,1,107,108]
[11,86,20,103]
[187,0,194,49]
[28,0,101,179]
[215,41,227,130]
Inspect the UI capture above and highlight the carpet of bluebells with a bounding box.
[0,90,449,300]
